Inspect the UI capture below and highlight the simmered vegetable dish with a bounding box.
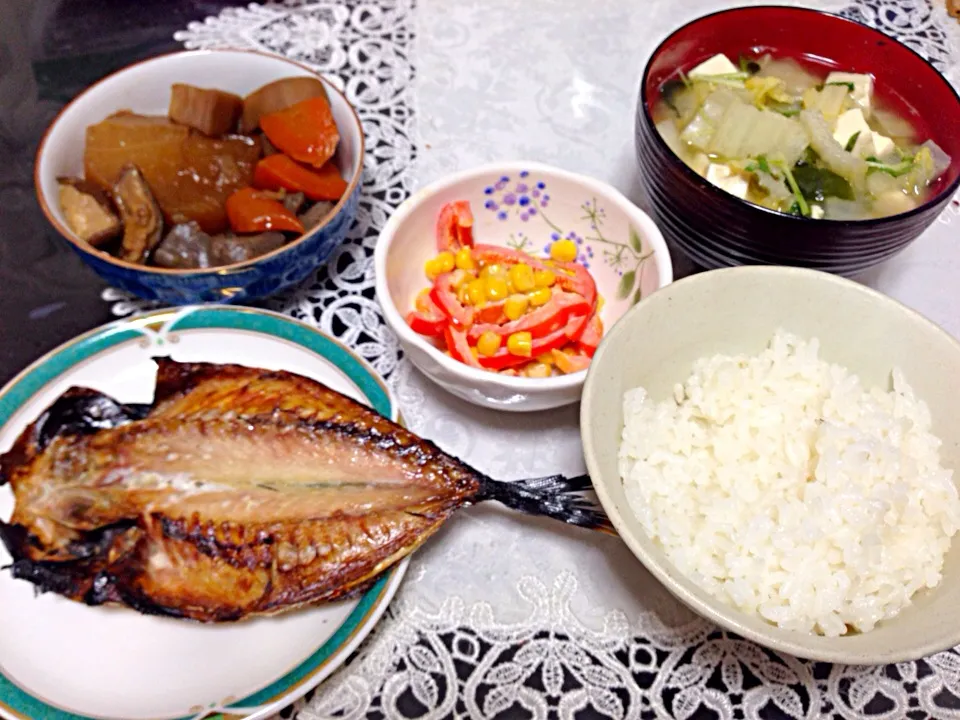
[652,53,952,220]
[58,77,348,269]
[406,201,604,378]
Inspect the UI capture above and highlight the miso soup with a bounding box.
[652,52,952,220]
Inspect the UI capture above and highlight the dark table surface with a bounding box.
[0,0,240,387]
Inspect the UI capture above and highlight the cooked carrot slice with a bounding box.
[260,96,340,168]
[253,154,347,201]
[225,187,305,234]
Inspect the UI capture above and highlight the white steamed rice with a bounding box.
[618,330,959,636]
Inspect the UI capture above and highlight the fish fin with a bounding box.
[0,520,98,599]
[31,387,148,452]
[476,475,615,534]
[34,388,151,450]
[0,520,143,602]
[0,520,31,560]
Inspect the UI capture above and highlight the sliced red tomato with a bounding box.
[406,311,446,336]
[444,325,482,368]
[430,272,474,327]
[474,300,506,325]
[576,313,604,357]
[553,261,597,308]
[467,291,590,342]
[563,311,591,343]
[551,349,592,374]
[472,244,551,273]
[473,245,597,308]
[476,324,574,370]
[436,201,475,252]
[406,292,447,336]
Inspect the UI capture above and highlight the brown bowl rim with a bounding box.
[637,5,960,227]
[33,48,365,277]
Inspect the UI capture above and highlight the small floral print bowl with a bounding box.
[375,161,673,412]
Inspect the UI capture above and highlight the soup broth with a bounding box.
[651,52,952,220]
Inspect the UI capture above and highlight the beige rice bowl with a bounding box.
[617,330,959,637]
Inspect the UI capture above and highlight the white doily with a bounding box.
[98,1,960,718]
[301,572,960,720]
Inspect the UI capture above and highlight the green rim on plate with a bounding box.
[0,306,397,720]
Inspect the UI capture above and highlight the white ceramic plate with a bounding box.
[0,306,407,720]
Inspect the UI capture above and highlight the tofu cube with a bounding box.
[833,108,900,161]
[689,53,739,78]
[871,132,899,162]
[825,71,873,114]
[810,204,825,220]
[833,108,871,148]
[705,163,749,199]
[851,132,877,159]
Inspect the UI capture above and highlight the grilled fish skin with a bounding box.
[0,358,610,622]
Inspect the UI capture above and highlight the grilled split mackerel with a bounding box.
[0,358,609,622]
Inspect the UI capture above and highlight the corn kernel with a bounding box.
[455,247,475,271]
[476,331,502,357]
[528,287,552,307]
[470,347,480,359]
[415,288,432,313]
[504,293,530,321]
[533,269,556,288]
[550,239,578,263]
[479,263,506,279]
[436,251,456,273]
[449,268,472,289]
[596,294,605,312]
[466,279,486,306]
[457,283,471,304]
[508,263,536,292]
[507,331,533,357]
[484,275,510,302]
[536,352,555,366]
[424,257,443,280]
[524,362,552,378]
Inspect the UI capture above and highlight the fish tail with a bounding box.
[476,474,616,534]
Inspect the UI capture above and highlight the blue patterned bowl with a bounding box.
[34,50,364,305]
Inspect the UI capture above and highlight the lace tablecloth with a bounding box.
[107,0,960,717]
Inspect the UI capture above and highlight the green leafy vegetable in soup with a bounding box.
[653,53,952,220]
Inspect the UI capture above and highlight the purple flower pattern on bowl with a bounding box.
[484,173,654,303]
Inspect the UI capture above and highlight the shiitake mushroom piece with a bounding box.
[112,164,164,264]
